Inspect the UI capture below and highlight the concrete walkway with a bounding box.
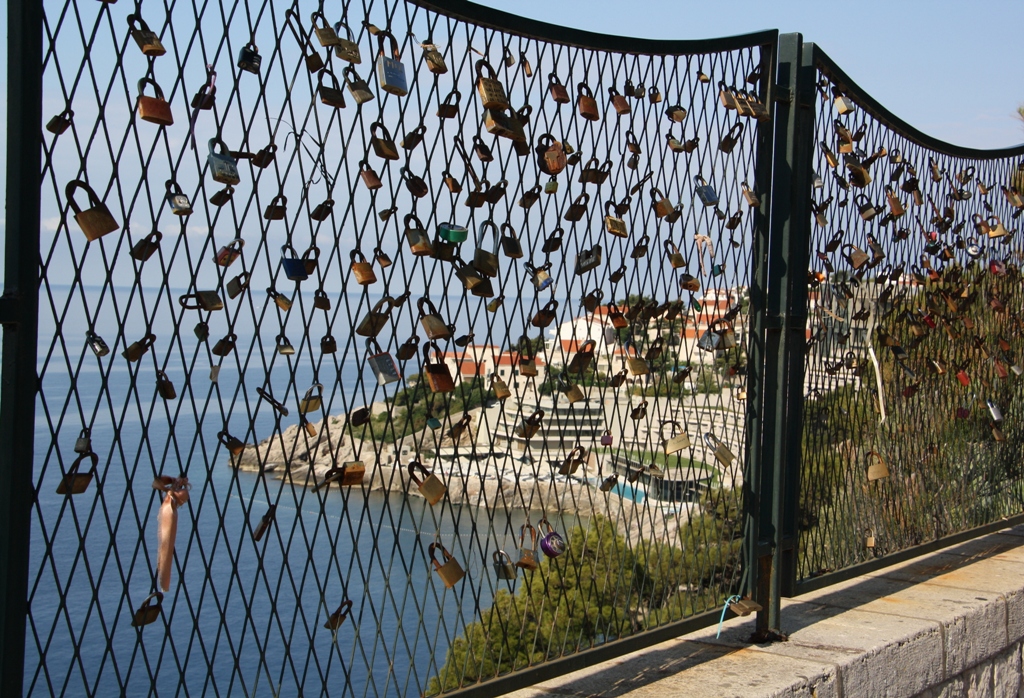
[505,525,1024,698]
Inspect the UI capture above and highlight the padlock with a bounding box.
[335,68,374,109]
[495,222,523,259]
[418,297,450,340]
[718,81,738,110]
[988,399,1003,422]
[525,261,553,291]
[156,370,176,400]
[422,343,454,393]
[129,229,162,263]
[316,68,346,108]
[703,432,735,467]
[866,451,889,481]
[261,193,287,221]
[285,9,324,72]
[136,77,173,126]
[660,420,691,455]
[409,460,446,505]
[514,410,544,439]
[694,176,719,207]
[352,162,381,193]
[209,185,233,207]
[987,215,1009,239]
[364,338,400,386]
[369,121,399,160]
[490,373,512,400]
[577,83,599,121]
[631,234,650,259]
[280,245,307,281]
[471,135,494,163]
[558,373,584,404]
[310,11,340,48]
[265,287,291,312]
[532,299,559,328]
[329,20,360,63]
[163,179,193,217]
[430,89,461,122]
[625,343,648,376]
[564,192,591,222]
[547,72,570,104]
[603,201,628,238]
[575,245,602,276]
[211,333,236,357]
[317,461,364,489]
[842,243,870,270]
[309,197,334,221]
[375,30,407,96]
[320,334,336,354]
[741,181,760,206]
[609,86,631,115]
[650,189,673,218]
[225,271,250,300]
[426,542,464,588]
[56,450,98,495]
[395,335,419,362]
[1002,185,1024,208]
[719,122,744,153]
[630,401,648,421]
[645,337,664,362]
[516,523,541,570]
[467,221,501,278]
[664,240,686,269]
[536,134,566,175]
[127,13,165,57]
[275,335,295,357]
[484,108,526,142]
[46,107,74,135]
[122,333,156,362]
[568,339,596,374]
[493,550,517,580]
[356,296,395,338]
[237,41,261,74]
[538,519,566,557]
[403,214,433,257]
[349,249,376,286]
[65,180,118,242]
[73,427,93,455]
[322,597,354,632]
[417,38,447,74]
[834,89,856,115]
[473,59,509,110]
[130,591,164,628]
[213,430,245,458]
[207,138,240,185]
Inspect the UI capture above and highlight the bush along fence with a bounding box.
[1,1,1022,696]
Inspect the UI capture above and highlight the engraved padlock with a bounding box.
[409,459,446,505]
[207,138,240,185]
[661,420,691,455]
[375,30,407,96]
[367,338,401,386]
[474,59,509,110]
[127,13,165,57]
[165,179,192,216]
[429,542,465,588]
[537,133,566,175]
[493,550,517,580]
[538,519,565,558]
[65,180,118,242]
[516,522,541,570]
[575,244,602,275]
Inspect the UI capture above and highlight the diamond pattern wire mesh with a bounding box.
[32,0,772,694]
[796,53,1024,582]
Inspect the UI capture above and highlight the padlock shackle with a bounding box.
[69,450,99,474]
[519,522,537,547]
[64,179,103,214]
[126,12,152,32]
[376,29,401,59]
[407,459,430,486]
[428,542,452,568]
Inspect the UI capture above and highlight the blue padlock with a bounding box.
[281,245,308,281]
[375,30,407,97]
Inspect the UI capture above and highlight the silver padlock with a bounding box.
[165,180,192,216]
[86,331,109,358]
[493,550,517,580]
[367,338,401,386]
[74,427,92,454]
[524,261,552,291]
[207,137,239,185]
[375,30,408,97]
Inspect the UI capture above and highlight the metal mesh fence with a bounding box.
[796,48,1024,582]
[30,0,773,694]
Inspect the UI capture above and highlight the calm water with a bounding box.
[29,285,577,697]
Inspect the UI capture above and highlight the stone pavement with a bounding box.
[504,525,1024,698]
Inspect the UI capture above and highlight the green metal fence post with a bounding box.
[0,0,43,693]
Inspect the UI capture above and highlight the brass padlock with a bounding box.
[129,230,162,262]
[568,339,596,373]
[317,69,346,108]
[626,343,648,375]
[577,82,599,121]
[719,121,744,153]
[265,287,291,312]
[122,333,156,362]
[285,9,324,72]
[469,220,500,278]
[404,214,433,257]
[225,271,250,300]
[46,107,74,135]
[395,335,420,362]
[339,66,374,106]
[322,598,353,631]
[581,289,604,313]
[604,201,628,237]
[423,343,454,393]
[842,244,870,270]
[330,20,360,63]
[367,338,401,386]
[630,400,648,421]
[718,81,738,110]
[519,183,541,209]
[275,334,295,356]
[866,451,889,481]
[631,234,650,259]
[355,296,396,338]
[651,188,673,218]
[536,133,566,175]
[609,86,631,115]
[209,185,233,207]
[350,249,376,285]
[136,78,173,126]
[434,89,461,120]
[516,523,541,570]
[418,297,450,340]
[661,420,691,455]
[127,13,165,57]
[309,197,334,221]
[548,72,570,104]
[484,108,526,142]
[155,370,176,400]
[559,445,586,475]
[409,459,446,505]
[531,299,559,328]
[211,333,236,357]
[207,138,240,185]
[65,180,118,241]
[475,59,509,110]
[493,550,517,580]
[429,542,465,588]
[298,383,323,415]
[703,432,735,467]
[558,373,584,404]
[491,374,511,400]
[665,240,686,269]
[57,451,97,495]
[420,39,447,74]
[130,592,164,628]
[375,30,407,96]
[369,121,399,161]
[514,409,544,439]
[518,336,539,377]
[263,193,287,221]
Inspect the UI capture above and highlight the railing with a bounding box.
[4,3,1024,697]
[2,0,778,695]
